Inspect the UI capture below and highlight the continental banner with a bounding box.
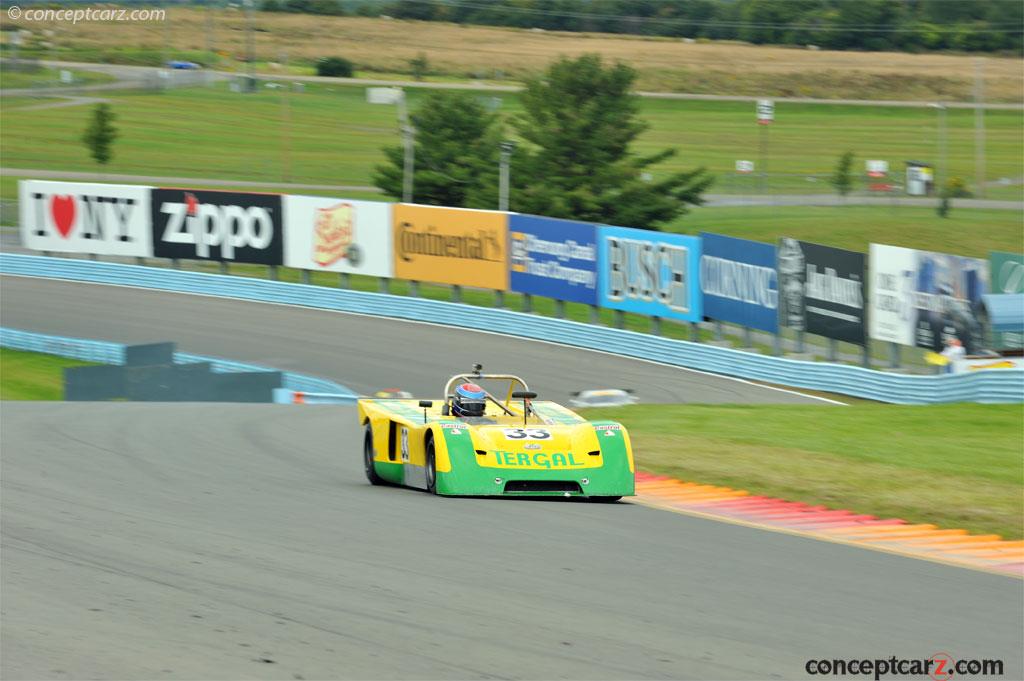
[699,232,778,333]
[393,204,508,290]
[283,195,392,277]
[598,226,702,322]
[509,214,598,305]
[869,244,989,353]
[19,180,152,257]
[990,251,1023,349]
[778,238,866,345]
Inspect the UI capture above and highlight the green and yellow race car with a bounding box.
[358,365,635,500]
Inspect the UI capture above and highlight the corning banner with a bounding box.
[699,232,778,332]
[19,180,152,257]
[283,195,392,277]
[991,251,1023,348]
[509,214,598,305]
[869,244,989,353]
[393,204,508,290]
[778,238,866,345]
[151,189,284,265]
[598,226,702,322]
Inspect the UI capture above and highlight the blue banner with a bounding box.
[699,232,778,332]
[598,226,702,322]
[509,215,598,305]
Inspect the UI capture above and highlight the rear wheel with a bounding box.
[425,434,437,494]
[364,424,384,486]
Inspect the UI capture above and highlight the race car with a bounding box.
[357,365,635,500]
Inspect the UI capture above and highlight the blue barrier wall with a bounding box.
[0,324,357,401]
[3,253,1022,404]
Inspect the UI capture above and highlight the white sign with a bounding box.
[282,195,393,276]
[756,99,774,124]
[866,160,889,177]
[366,87,403,105]
[736,160,755,174]
[19,180,152,257]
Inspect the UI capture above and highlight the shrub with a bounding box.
[316,56,354,78]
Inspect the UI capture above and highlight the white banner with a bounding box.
[283,196,392,277]
[869,243,989,353]
[19,180,152,257]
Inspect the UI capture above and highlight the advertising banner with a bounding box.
[283,195,392,277]
[778,238,866,345]
[509,215,598,305]
[598,226,701,322]
[19,180,152,257]
[990,251,1023,349]
[393,204,508,290]
[699,232,777,332]
[151,189,284,265]
[869,244,989,353]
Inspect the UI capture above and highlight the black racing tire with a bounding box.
[364,424,385,486]
[590,496,622,503]
[425,434,437,494]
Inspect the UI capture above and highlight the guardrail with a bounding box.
[3,253,1022,404]
[0,324,358,401]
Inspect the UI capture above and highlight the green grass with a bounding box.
[0,348,96,400]
[580,403,1024,540]
[1,80,1021,198]
[0,67,115,90]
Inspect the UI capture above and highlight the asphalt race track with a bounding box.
[0,276,824,405]
[3,403,1022,680]
[2,275,1023,680]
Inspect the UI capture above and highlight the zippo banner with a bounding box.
[19,180,152,257]
[509,214,598,305]
[151,188,284,265]
[699,232,778,333]
[869,244,989,353]
[778,238,866,345]
[598,226,701,322]
[283,195,392,277]
[393,204,508,290]
[990,251,1023,349]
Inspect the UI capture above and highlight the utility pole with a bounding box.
[396,90,415,203]
[281,52,291,183]
[756,99,773,195]
[499,140,516,211]
[936,102,948,195]
[974,58,986,198]
[243,0,255,92]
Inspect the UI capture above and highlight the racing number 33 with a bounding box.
[503,428,551,440]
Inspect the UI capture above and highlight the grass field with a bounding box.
[5,10,1023,102]
[2,80,1021,200]
[0,348,96,400]
[579,403,1024,540]
[0,67,115,89]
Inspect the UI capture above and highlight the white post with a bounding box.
[499,140,515,211]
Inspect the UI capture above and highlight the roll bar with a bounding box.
[443,364,531,416]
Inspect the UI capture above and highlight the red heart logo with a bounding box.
[50,195,76,238]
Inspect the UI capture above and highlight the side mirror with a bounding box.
[511,391,537,400]
[418,400,433,408]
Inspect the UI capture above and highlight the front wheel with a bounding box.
[425,435,437,494]
[364,424,384,486]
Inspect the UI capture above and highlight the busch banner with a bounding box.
[869,244,989,353]
[151,189,284,265]
[778,238,866,345]
[19,180,152,257]
[509,214,598,305]
[598,226,701,322]
[283,196,392,277]
[699,232,778,332]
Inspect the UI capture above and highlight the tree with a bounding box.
[82,103,117,167]
[372,91,502,207]
[510,54,712,228]
[829,151,855,198]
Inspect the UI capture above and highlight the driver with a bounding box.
[452,383,486,418]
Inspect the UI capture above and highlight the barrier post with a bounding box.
[796,330,806,353]
[172,258,180,270]
[89,253,98,261]
[555,300,565,319]
[340,272,349,289]
[379,278,390,294]
[410,281,419,297]
[773,332,782,355]
[451,285,461,303]
[589,305,599,325]
[219,261,228,275]
[614,310,624,329]
[300,269,310,285]
[690,322,700,342]
[743,326,753,349]
[889,342,901,369]
[862,340,871,368]
[714,321,723,341]
[136,257,145,266]
[828,338,838,362]
[269,266,278,281]
[495,290,504,308]
[523,293,532,313]
[652,316,661,336]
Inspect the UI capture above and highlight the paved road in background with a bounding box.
[0,275,825,404]
[3,167,1020,210]
[3,402,1021,680]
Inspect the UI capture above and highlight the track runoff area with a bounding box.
[2,275,1022,680]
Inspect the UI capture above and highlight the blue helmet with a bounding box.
[452,382,486,417]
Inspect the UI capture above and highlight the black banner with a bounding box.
[151,189,283,265]
[778,238,866,345]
